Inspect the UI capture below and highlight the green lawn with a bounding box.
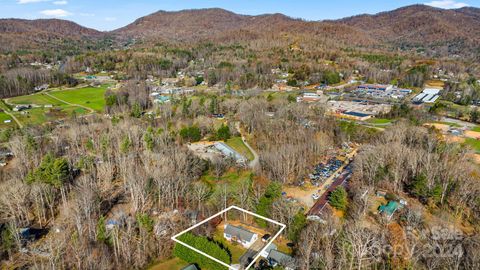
[213,229,246,264]
[202,170,253,188]
[0,112,15,128]
[49,85,109,112]
[8,93,65,106]
[465,138,480,153]
[225,137,254,161]
[13,105,88,126]
[367,118,392,125]
[471,126,480,132]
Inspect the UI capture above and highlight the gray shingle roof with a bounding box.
[181,264,199,270]
[224,224,256,242]
[268,249,295,267]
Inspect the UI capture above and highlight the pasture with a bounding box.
[49,85,109,112]
[0,112,15,128]
[8,93,64,106]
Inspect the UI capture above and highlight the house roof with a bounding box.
[268,249,295,267]
[181,265,199,270]
[224,224,256,242]
[379,201,400,216]
[263,243,277,254]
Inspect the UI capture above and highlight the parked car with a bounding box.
[262,234,271,242]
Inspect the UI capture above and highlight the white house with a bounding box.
[223,224,258,249]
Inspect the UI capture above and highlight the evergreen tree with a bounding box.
[329,186,348,211]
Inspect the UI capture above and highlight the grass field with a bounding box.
[49,85,109,112]
[201,170,253,196]
[471,126,480,132]
[367,118,392,125]
[0,112,15,128]
[12,105,88,126]
[213,229,246,263]
[226,137,254,161]
[465,138,480,153]
[8,93,65,106]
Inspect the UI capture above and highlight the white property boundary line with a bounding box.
[171,205,286,270]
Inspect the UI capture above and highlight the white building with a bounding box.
[414,88,441,103]
[223,224,258,249]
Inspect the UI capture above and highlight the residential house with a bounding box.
[223,224,258,249]
[13,105,31,112]
[34,84,49,92]
[260,243,277,258]
[267,249,296,270]
[378,200,402,220]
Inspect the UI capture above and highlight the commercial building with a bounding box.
[340,111,373,121]
[296,92,326,103]
[413,88,441,104]
[214,142,247,164]
[355,84,412,100]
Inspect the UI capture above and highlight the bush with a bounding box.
[173,232,230,270]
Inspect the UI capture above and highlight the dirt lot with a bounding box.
[424,123,450,132]
[464,130,480,139]
[283,185,317,208]
[445,135,465,143]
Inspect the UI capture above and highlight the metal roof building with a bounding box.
[214,142,247,163]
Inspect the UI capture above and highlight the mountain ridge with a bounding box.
[0,4,479,56]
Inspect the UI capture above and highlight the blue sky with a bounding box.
[0,0,478,31]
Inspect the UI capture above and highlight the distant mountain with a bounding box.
[112,8,374,49]
[337,5,480,56]
[1,5,480,57]
[0,19,105,52]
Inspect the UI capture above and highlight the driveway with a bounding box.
[235,122,259,169]
[238,239,264,268]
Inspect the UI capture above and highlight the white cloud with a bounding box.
[53,0,68,5]
[79,13,95,17]
[425,0,469,9]
[17,0,49,4]
[40,9,72,17]
[104,17,117,21]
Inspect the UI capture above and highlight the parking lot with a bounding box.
[309,158,344,186]
[282,147,358,209]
